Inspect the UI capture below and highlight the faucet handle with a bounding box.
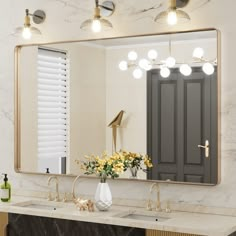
[54,194,60,202]
[155,204,162,212]
[146,199,152,211]
[165,200,171,213]
[62,193,68,202]
[47,192,52,201]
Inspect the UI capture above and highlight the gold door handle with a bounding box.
[198,140,209,158]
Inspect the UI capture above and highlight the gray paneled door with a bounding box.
[147,67,217,184]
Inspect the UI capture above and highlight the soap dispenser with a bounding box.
[1,174,11,202]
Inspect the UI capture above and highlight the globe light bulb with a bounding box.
[139,59,152,71]
[160,67,170,78]
[148,49,158,60]
[92,19,101,33]
[128,51,138,61]
[166,56,176,68]
[202,63,214,75]
[167,10,177,25]
[193,47,204,59]
[22,27,32,40]
[133,68,143,79]
[119,61,128,71]
[180,64,192,76]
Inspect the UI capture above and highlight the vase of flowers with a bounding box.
[121,151,153,179]
[80,151,152,210]
[81,152,125,211]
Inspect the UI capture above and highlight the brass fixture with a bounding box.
[198,140,210,158]
[47,176,60,201]
[148,183,161,211]
[62,193,68,202]
[72,175,82,201]
[108,110,125,152]
[80,0,115,33]
[72,175,95,212]
[165,200,171,213]
[154,0,190,26]
[13,9,46,40]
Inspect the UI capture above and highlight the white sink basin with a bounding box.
[122,213,169,222]
[12,200,70,211]
[114,210,170,223]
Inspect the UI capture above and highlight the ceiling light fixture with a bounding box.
[118,46,216,79]
[14,9,46,40]
[80,0,115,33]
[154,0,190,26]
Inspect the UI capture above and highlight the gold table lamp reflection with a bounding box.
[108,110,125,152]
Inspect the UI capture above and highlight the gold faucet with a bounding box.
[72,175,82,202]
[47,176,60,201]
[147,183,161,211]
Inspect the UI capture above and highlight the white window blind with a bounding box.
[37,47,69,173]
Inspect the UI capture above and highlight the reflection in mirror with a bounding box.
[15,29,220,184]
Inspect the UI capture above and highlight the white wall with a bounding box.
[20,46,38,172]
[1,0,236,208]
[65,43,106,175]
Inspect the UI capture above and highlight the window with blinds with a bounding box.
[37,47,69,174]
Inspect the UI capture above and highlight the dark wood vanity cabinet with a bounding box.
[6,213,145,236]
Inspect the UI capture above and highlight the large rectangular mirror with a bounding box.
[15,28,220,185]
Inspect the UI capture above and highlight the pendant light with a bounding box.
[80,0,115,33]
[13,9,46,40]
[154,0,190,26]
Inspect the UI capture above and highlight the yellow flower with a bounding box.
[144,155,153,168]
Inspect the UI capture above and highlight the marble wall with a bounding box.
[1,0,236,208]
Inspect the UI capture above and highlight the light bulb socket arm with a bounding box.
[98,4,113,11]
[26,9,42,19]
[30,12,44,20]
[127,62,137,69]
[25,9,46,24]
[193,57,217,64]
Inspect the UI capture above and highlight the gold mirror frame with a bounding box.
[14,28,221,186]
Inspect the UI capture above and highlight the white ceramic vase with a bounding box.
[94,182,112,211]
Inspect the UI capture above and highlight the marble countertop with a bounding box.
[0,196,236,236]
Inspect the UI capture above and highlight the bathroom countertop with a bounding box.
[0,196,236,236]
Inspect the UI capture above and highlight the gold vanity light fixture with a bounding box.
[118,42,216,79]
[154,0,190,26]
[14,9,46,40]
[80,0,115,33]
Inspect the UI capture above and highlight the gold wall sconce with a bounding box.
[80,0,115,33]
[155,0,190,26]
[13,9,46,40]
